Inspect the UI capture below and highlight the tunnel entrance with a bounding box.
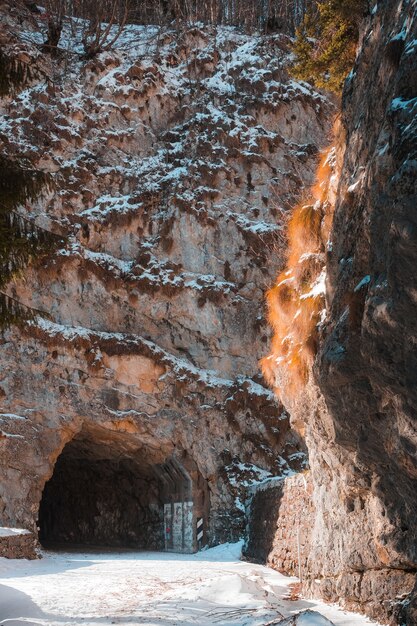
[38,426,208,553]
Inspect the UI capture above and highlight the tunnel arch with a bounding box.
[37,423,209,553]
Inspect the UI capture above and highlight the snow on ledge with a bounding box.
[0,527,31,538]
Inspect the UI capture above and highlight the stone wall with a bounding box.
[244,472,314,578]
[0,528,37,559]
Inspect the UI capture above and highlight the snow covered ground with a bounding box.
[0,542,381,626]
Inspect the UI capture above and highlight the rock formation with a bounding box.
[7,0,416,621]
[247,1,417,623]
[0,5,331,552]
[311,2,417,622]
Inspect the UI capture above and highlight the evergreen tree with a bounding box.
[291,0,369,92]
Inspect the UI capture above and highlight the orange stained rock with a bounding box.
[261,147,335,401]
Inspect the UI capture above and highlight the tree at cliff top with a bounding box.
[33,0,317,55]
[37,0,130,56]
[291,0,369,92]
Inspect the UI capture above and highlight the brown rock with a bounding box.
[0,15,331,553]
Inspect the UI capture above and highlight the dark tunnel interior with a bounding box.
[38,454,165,549]
[38,426,207,552]
[38,442,166,549]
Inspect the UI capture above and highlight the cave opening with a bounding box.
[38,426,208,553]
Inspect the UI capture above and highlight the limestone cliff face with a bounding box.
[0,8,331,549]
[259,1,417,623]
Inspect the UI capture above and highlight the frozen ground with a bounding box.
[0,542,381,626]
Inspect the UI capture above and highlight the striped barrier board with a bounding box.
[197,517,204,542]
